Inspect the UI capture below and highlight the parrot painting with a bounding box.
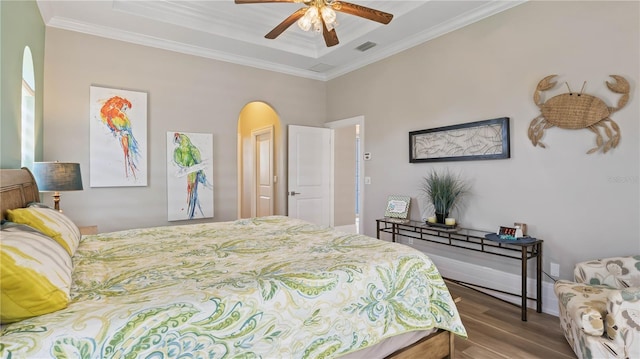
[172,132,212,219]
[99,96,141,180]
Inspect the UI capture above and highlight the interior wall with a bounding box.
[41,28,326,232]
[0,0,45,168]
[326,1,639,281]
[333,125,356,226]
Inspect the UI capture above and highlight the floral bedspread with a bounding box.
[1,216,466,358]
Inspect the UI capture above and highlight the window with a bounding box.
[21,46,35,168]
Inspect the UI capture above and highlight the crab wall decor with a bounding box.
[528,74,630,154]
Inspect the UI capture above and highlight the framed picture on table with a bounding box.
[385,195,411,220]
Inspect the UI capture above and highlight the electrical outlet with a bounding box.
[407,238,413,245]
[550,262,560,277]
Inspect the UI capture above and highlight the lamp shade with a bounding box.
[32,162,83,192]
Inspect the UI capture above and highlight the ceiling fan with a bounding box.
[234,0,393,47]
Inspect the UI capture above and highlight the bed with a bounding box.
[0,168,466,358]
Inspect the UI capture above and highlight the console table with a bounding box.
[376,218,543,321]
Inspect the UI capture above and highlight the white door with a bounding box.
[252,126,274,217]
[287,125,332,226]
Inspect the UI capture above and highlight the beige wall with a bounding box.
[327,1,639,280]
[42,28,326,232]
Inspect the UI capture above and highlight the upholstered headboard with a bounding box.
[0,168,40,220]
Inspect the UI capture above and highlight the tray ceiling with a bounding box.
[37,0,525,80]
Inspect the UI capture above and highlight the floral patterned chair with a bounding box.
[554,255,640,359]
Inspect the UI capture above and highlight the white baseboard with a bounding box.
[425,253,559,317]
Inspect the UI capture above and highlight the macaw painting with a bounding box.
[166,132,214,221]
[89,86,148,187]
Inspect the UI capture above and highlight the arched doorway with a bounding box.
[237,102,282,218]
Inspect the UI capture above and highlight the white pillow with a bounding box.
[0,223,73,323]
[6,207,81,256]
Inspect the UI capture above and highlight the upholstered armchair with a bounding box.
[554,255,640,359]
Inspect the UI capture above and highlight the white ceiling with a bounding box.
[36,0,525,81]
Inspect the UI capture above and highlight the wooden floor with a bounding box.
[446,280,577,359]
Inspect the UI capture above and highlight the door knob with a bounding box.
[289,191,301,196]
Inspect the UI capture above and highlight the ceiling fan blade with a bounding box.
[332,1,393,24]
[322,19,339,47]
[235,0,300,4]
[265,8,307,39]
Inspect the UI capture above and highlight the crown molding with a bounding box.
[323,0,526,80]
[41,1,526,82]
[46,16,327,81]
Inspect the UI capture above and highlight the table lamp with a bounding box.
[32,162,83,211]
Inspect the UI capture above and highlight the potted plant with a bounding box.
[419,169,469,223]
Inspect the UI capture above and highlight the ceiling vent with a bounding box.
[308,63,335,72]
[355,41,377,52]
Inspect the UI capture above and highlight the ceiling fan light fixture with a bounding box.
[307,6,319,19]
[297,13,313,31]
[321,6,337,30]
[297,6,317,31]
[297,4,337,33]
[237,0,392,48]
[313,21,323,32]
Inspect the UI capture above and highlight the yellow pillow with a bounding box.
[0,223,73,324]
[6,207,81,256]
